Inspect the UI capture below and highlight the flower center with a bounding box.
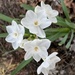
[14,32,18,38]
[34,46,38,51]
[34,21,38,26]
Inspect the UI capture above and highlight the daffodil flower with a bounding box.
[37,52,61,75]
[5,20,25,49]
[24,39,51,62]
[35,1,58,23]
[21,10,51,38]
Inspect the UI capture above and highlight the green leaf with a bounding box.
[66,30,74,49]
[0,13,13,23]
[56,16,65,21]
[11,58,33,75]
[47,32,67,42]
[56,20,68,27]
[65,20,75,29]
[45,28,70,33]
[0,33,7,38]
[60,0,70,22]
[58,32,69,45]
[21,4,34,10]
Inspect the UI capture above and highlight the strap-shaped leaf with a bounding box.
[58,32,69,45]
[45,28,70,33]
[66,30,74,49]
[65,20,75,29]
[0,33,7,38]
[56,16,65,21]
[60,0,70,22]
[11,58,33,75]
[47,32,67,42]
[0,13,13,23]
[21,4,34,10]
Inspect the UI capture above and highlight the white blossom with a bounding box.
[35,1,58,23]
[21,10,51,38]
[24,39,51,62]
[5,20,25,50]
[37,52,61,75]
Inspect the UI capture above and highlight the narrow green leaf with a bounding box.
[60,0,70,22]
[47,32,67,42]
[65,20,75,29]
[21,4,34,10]
[58,32,69,45]
[0,33,7,38]
[56,16,65,21]
[66,30,74,49]
[0,13,13,23]
[45,28,70,33]
[11,58,33,75]
[56,20,68,27]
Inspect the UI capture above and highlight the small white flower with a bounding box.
[21,10,51,38]
[5,20,25,50]
[20,39,28,49]
[24,39,51,62]
[35,1,58,23]
[37,52,61,75]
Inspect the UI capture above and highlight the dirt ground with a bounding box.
[0,0,75,75]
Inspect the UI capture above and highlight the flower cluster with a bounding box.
[5,1,61,75]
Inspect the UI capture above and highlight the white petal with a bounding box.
[20,39,28,48]
[16,34,23,43]
[12,42,19,50]
[18,24,25,35]
[36,27,46,38]
[29,26,38,34]
[26,10,37,20]
[12,20,18,26]
[24,41,32,51]
[21,10,37,28]
[5,34,15,43]
[47,52,58,60]
[6,26,14,33]
[21,18,32,28]
[52,10,59,17]
[37,65,43,74]
[35,6,42,13]
[40,39,51,49]
[24,52,32,60]
[39,19,51,29]
[42,68,49,75]
[39,48,48,60]
[41,1,52,10]
[42,61,50,68]
[33,54,41,62]
[49,17,57,23]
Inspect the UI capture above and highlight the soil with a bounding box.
[0,0,75,75]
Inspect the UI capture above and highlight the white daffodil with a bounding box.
[21,10,51,38]
[20,39,28,49]
[24,39,51,62]
[37,52,61,75]
[5,20,25,50]
[35,1,58,23]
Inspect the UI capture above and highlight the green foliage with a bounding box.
[0,13,13,23]
[21,4,34,10]
[66,30,74,48]
[11,58,33,75]
[0,33,7,38]
[60,0,70,22]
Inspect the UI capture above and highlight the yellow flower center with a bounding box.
[34,21,38,26]
[14,32,18,38]
[34,46,38,51]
